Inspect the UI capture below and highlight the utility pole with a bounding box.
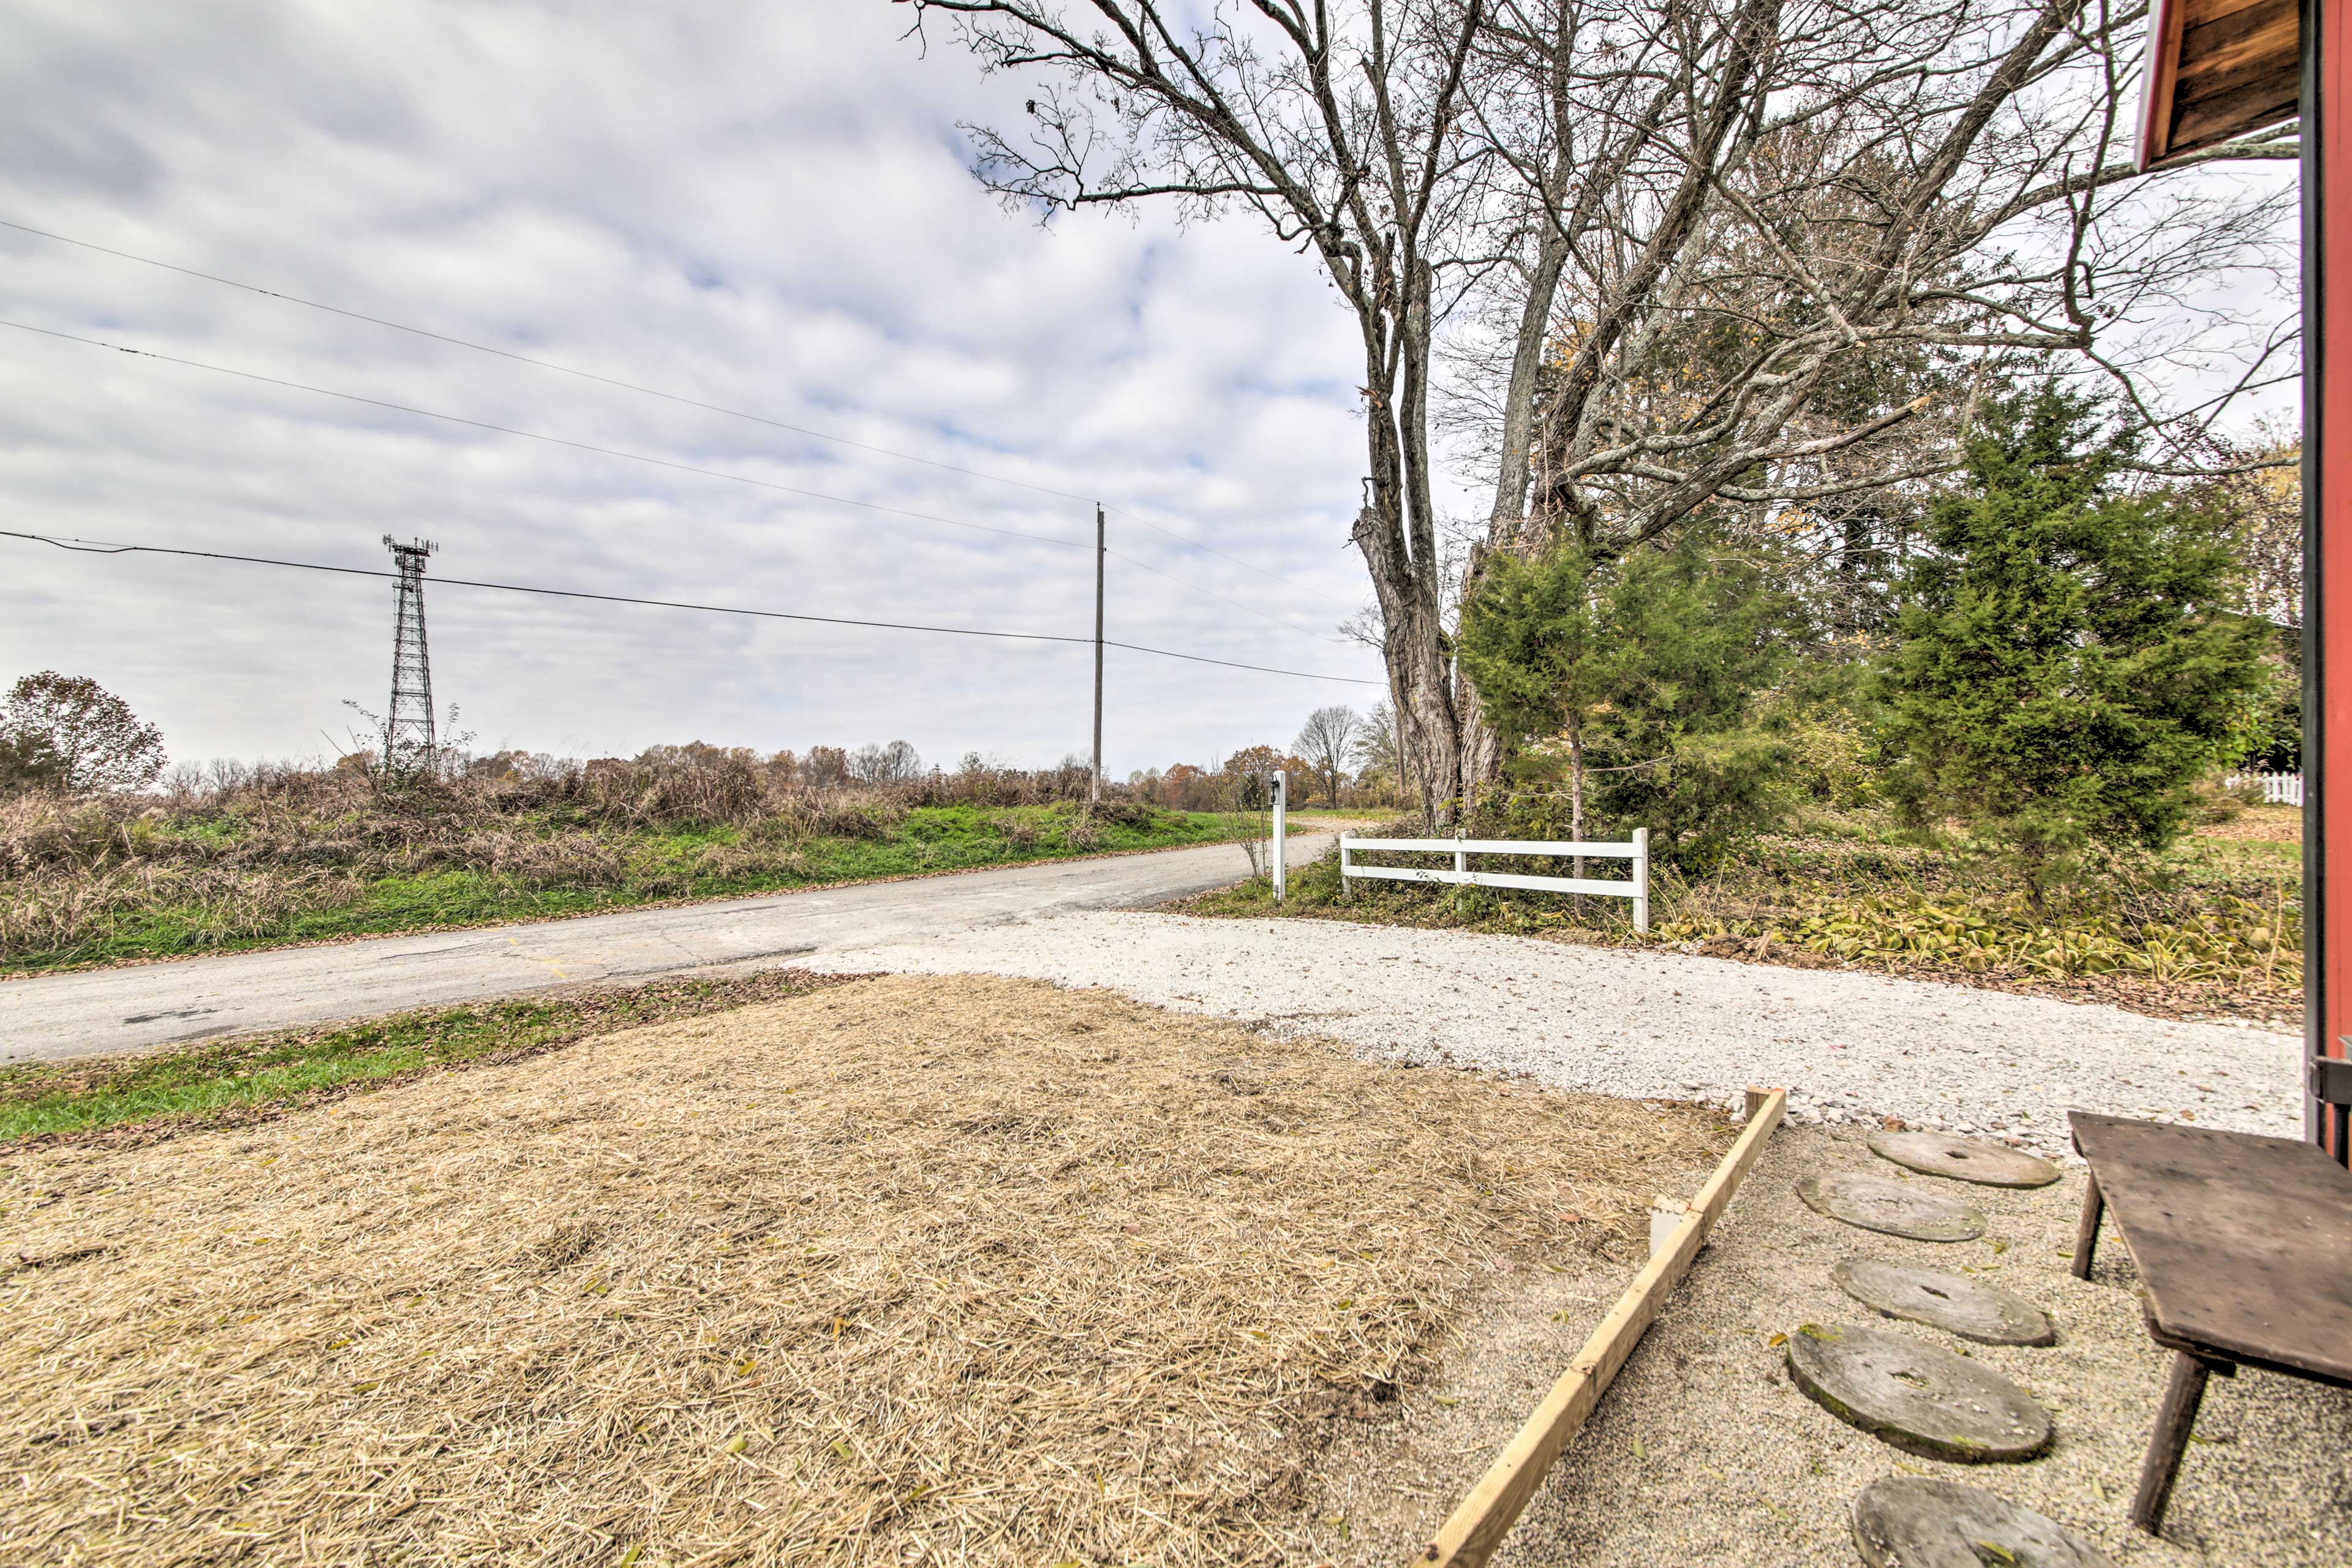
[382,535,439,778]
[1091,503,1104,804]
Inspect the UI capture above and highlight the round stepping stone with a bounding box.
[1785,1321,2052,1462]
[1833,1257,2056,1347]
[1852,1477,2117,1567]
[1869,1131,2060,1189]
[1797,1173,1986,1242]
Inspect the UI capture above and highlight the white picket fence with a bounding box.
[1339,828,1650,932]
[2226,771,2304,806]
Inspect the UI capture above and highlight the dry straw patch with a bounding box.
[0,973,1729,1566]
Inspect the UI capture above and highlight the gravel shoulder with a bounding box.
[1298,1124,2351,1566]
[821,912,2306,1159]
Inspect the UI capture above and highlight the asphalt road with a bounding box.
[0,834,1334,1063]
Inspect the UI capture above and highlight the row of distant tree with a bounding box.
[0,664,1411,820]
[1123,704,1405,811]
[457,742,1102,796]
[0,666,1410,821]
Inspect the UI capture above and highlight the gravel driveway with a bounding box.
[825,913,2304,1157]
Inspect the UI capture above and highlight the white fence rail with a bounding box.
[2225,771,2304,806]
[1340,829,1649,932]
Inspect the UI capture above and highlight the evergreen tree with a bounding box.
[1874,385,2267,888]
[1458,531,1793,864]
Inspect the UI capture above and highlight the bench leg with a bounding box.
[2070,1170,2103,1280]
[2130,1352,2215,1534]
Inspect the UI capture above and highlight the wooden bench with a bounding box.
[2068,1113,2352,1533]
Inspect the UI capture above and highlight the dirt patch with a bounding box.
[0,972,1732,1566]
[1302,1126,2352,1566]
[2193,805,2302,843]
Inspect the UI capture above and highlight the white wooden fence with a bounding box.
[2225,771,2304,806]
[1339,828,1650,932]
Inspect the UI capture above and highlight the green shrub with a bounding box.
[1875,383,2269,897]
[1458,527,1798,868]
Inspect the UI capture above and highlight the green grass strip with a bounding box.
[0,968,854,1146]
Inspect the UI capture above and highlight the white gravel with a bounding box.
[821,912,2304,1158]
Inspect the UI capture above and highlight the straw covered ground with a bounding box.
[0,972,1733,1566]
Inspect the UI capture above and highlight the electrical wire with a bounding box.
[0,320,1088,551]
[0,216,1360,607]
[0,315,1354,639]
[0,217,1106,507]
[1,529,1383,685]
[1105,505,1359,608]
[0,316,1349,642]
[1105,548,1342,642]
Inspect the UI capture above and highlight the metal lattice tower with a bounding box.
[382,536,439,776]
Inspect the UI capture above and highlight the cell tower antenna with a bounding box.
[382,535,439,777]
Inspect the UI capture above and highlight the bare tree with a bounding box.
[908,0,2298,807]
[1294,704,1362,802]
[1453,0,2296,786]
[906,0,1499,821]
[1460,0,2296,551]
[2,671,167,796]
[2209,428,2302,633]
[1350,698,1410,804]
[850,739,925,784]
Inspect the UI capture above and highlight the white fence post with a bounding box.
[1270,771,1287,903]
[1339,831,1354,900]
[1454,832,1467,882]
[1632,826,1650,934]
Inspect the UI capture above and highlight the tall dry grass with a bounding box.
[0,752,1172,969]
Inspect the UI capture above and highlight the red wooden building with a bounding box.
[2141,0,2347,1163]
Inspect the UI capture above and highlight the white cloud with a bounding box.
[0,0,1385,775]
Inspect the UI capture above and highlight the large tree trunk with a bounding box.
[1352,251,1470,824]
[1354,499,1461,824]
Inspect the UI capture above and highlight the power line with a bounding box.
[0,217,1106,507]
[1105,548,1343,642]
[5,530,1085,644]
[0,216,1360,608]
[0,316,1346,643]
[0,320,1089,551]
[1,529,1382,684]
[1104,638,1377,683]
[1106,505,1359,608]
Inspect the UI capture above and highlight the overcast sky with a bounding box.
[0,2,1403,777]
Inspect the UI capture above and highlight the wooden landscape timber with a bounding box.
[1408,1087,1789,1567]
